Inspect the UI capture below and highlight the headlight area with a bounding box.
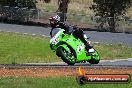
[50,37,59,45]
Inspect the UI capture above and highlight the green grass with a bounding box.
[0,76,132,88]
[93,43,132,60]
[0,31,132,64]
[0,32,60,64]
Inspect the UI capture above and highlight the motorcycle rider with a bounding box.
[49,15,92,55]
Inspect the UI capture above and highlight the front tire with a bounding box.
[57,46,76,65]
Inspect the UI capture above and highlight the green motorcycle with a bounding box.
[50,28,100,65]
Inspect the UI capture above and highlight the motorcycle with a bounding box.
[50,28,100,65]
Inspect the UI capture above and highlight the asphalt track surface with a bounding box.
[0,23,132,68]
[0,23,132,47]
[0,58,132,68]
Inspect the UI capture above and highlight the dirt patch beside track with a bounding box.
[0,67,132,78]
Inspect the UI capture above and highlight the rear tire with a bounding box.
[89,49,100,64]
[57,46,76,65]
[89,58,99,64]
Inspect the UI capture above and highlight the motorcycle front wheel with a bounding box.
[57,46,76,65]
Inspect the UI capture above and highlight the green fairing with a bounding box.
[50,28,100,65]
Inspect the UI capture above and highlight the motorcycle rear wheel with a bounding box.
[89,49,100,64]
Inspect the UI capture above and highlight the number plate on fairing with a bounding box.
[76,44,85,53]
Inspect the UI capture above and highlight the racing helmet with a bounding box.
[49,15,60,27]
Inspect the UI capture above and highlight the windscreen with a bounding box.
[52,28,62,37]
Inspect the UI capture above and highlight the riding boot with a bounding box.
[84,42,93,56]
